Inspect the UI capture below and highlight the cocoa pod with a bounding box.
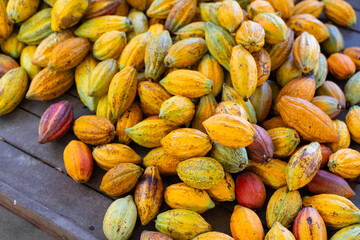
[246,124,274,163]
[235,172,266,210]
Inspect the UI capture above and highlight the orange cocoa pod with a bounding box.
[252,49,271,86]
[293,207,327,240]
[320,144,332,168]
[230,205,264,240]
[165,0,197,33]
[327,53,356,80]
[0,54,18,77]
[344,47,360,70]
[262,116,286,130]
[116,102,143,145]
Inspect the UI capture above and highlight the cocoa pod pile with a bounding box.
[1,0,360,239]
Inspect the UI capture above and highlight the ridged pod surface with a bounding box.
[276,54,302,87]
[267,0,294,19]
[247,159,287,189]
[116,102,143,145]
[328,148,360,179]
[323,0,356,27]
[277,96,339,143]
[268,127,300,159]
[198,54,224,97]
[344,47,360,70]
[203,114,256,148]
[328,53,356,80]
[247,0,274,20]
[135,166,163,225]
[175,22,205,41]
[316,80,346,109]
[0,0,13,44]
[293,207,327,240]
[38,101,73,144]
[235,21,265,54]
[306,170,355,198]
[1,30,25,59]
[217,0,242,33]
[266,186,302,228]
[246,124,273,163]
[311,96,343,119]
[0,67,28,116]
[165,0,197,33]
[265,221,295,240]
[159,96,195,126]
[148,23,165,36]
[138,81,171,116]
[345,71,360,106]
[63,140,93,183]
[177,157,224,190]
[94,96,115,123]
[292,31,320,74]
[0,54,18,77]
[103,195,137,240]
[20,46,41,80]
[207,172,236,202]
[286,142,322,191]
[313,53,328,88]
[92,143,141,171]
[321,24,344,55]
[192,94,217,133]
[346,106,360,144]
[26,68,74,101]
[100,163,143,196]
[125,117,177,148]
[215,101,248,120]
[88,59,118,97]
[205,22,235,71]
[199,2,221,25]
[146,0,178,19]
[145,30,172,81]
[83,0,121,19]
[160,70,213,98]
[73,115,116,145]
[51,0,90,31]
[253,13,288,44]
[252,49,271,86]
[328,120,350,152]
[303,194,360,228]
[235,172,266,210]
[165,182,215,213]
[330,224,360,240]
[93,30,127,61]
[249,82,272,123]
[293,0,324,18]
[74,15,132,41]
[143,147,184,176]
[127,9,149,41]
[210,142,248,173]
[230,205,264,240]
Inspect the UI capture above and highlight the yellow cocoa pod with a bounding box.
[108,66,137,119]
[177,157,224,189]
[235,20,265,53]
[193,232,234,240]
[119,31,151,71]
[135,166,163,225]
[230,45,258,101]
[276,53,302,87]
[328,148,360,179]
[100,163,143,196]
[207,172,236,202]
[253,13,288,44]
[246,159,287,189]
[192,94,217,133]
[286,142,322,191]
[89,58,118,97]
[138,81,171,116]
[17,8,53,45]
[7,0,39,23]
[155,209,211,240]
[198,54,224,97]
[328,120,350,152]
[127,8,148,41]
[164,182,215,213]
[116,102,143,145]
[48,37,90,71]
[164,37,207,68]
[75,54,100,112]
[161,128,212,158]
[262,116,286,130]
[346,106,360,144]
[160,69,213,98]
[92,143,142,171]
[165,0,197,33]
[93,30,127,61]
[204,22,235,71]
[203,113,256,148]
[323,0,356,27]
[127,0,146,11]
[145,30,172,81]
[32,30,74,68]
[217,0,243,33]
[126,117,177,148]
[114,0,129,16]
[1,30,25,59]
[146,0,178,19]
[199,2,222,25]
[247,0,275,20]
[148,23,165,36]
[215,101,248,120]
[265,221,295,240]
[96,95,116,124]
[175,21,205,41]
[75,15,132,41]
[287,14,329,43]
[330,224,360,240]
[20,46,41,80]
[293,0,324,18]
[230,205,264,240]
[266,186,302,228]
[303,194,360,228]
[0,67,28,116]
[73,115,116,145]
[292,31,320,74]
[267,127,300,159]
[51,0,90,31]
[159,96,195,126]
[26,67,74,101]
[143,146,184,176]
[0,0,13,44]
[267,0,294,19]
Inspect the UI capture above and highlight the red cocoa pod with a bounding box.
[320,144,332,168]
[38,101,74,144]
[246,124,274,163]
[293,207,327,240]
[63,140,93,183]
[84,0,121,19]
[305,170,355,198]
[0,53,19,77]
[235,171,266,210]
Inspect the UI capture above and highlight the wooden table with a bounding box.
[1,2,360,239]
